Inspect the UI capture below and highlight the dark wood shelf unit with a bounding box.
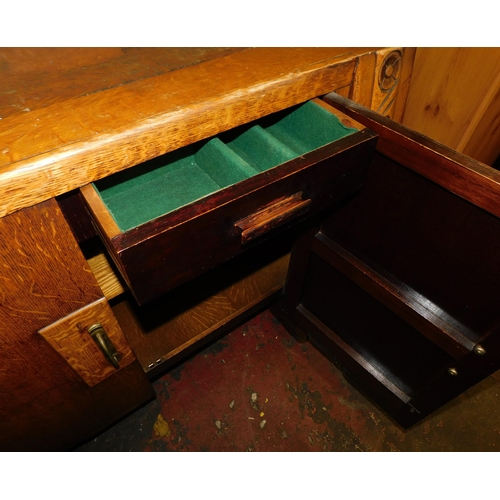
[299,251,454,399]
[311,232,477,359]
[276,93,500,428]
[320,151,500,352]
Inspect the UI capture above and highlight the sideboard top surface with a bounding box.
[0,47,381,218]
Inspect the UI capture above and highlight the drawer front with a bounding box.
[82,101,377,304]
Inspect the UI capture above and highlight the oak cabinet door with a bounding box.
[0,199,154,451]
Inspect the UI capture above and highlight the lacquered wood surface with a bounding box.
[0,48,244,120]
[0,199,153,451]
[324,93,500,219]
[234,192,311,245]
[38,297,136,387]
[0,47,383,218]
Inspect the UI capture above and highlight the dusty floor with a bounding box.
[75,310,500,452]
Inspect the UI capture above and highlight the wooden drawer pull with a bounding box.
[235,192,312,244]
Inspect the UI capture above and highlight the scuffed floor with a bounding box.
[75,310,500,452]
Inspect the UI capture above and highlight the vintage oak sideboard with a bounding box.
[2,48,499,451]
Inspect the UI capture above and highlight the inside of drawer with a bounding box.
[93,100,358,232]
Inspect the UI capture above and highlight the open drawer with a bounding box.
[81,99,377,304]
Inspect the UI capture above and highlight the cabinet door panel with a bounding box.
[0,199,153,451]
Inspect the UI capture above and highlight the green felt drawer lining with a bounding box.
[224,125,298,172]
[94,101,357,232]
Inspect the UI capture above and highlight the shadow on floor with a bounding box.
[75,310,500,452]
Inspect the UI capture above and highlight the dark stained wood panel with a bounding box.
[310,233,476,359]
[323,92,500,219]
[278,94,500,428]
[321,151,500,344]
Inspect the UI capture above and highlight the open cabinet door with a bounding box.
[276,93,500,428]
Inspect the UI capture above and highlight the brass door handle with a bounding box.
[88,323,122,369]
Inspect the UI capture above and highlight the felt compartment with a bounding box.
[94,101,357,232]
[254,100,357,156]
[222,125,298,172]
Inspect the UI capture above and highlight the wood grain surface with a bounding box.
[113,250,290,373]
[38,297,135,386]
[0,199,152,451]
[0,48,385,218]
[324,93,500,219]
[87,251,127,300]
[401,48,500,165]
[0,48,244,119]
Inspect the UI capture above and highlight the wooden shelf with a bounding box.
[296,303,412,403]
[311,232,476,360]
[299,251,454,398]
[278,93,500,428]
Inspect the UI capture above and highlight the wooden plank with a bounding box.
[80,184,122,238]
[0,48,370,218]
[391,48,416,123]
[401,48,500,165]
[87,252,127,300]
[0,48,245,120]
[350,51,377,107]
[323,92,500,219]
[460,81,500,165]
[312,233,475,359]
[297,304,411,403]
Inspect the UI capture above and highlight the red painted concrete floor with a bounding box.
[75,309,500,452]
